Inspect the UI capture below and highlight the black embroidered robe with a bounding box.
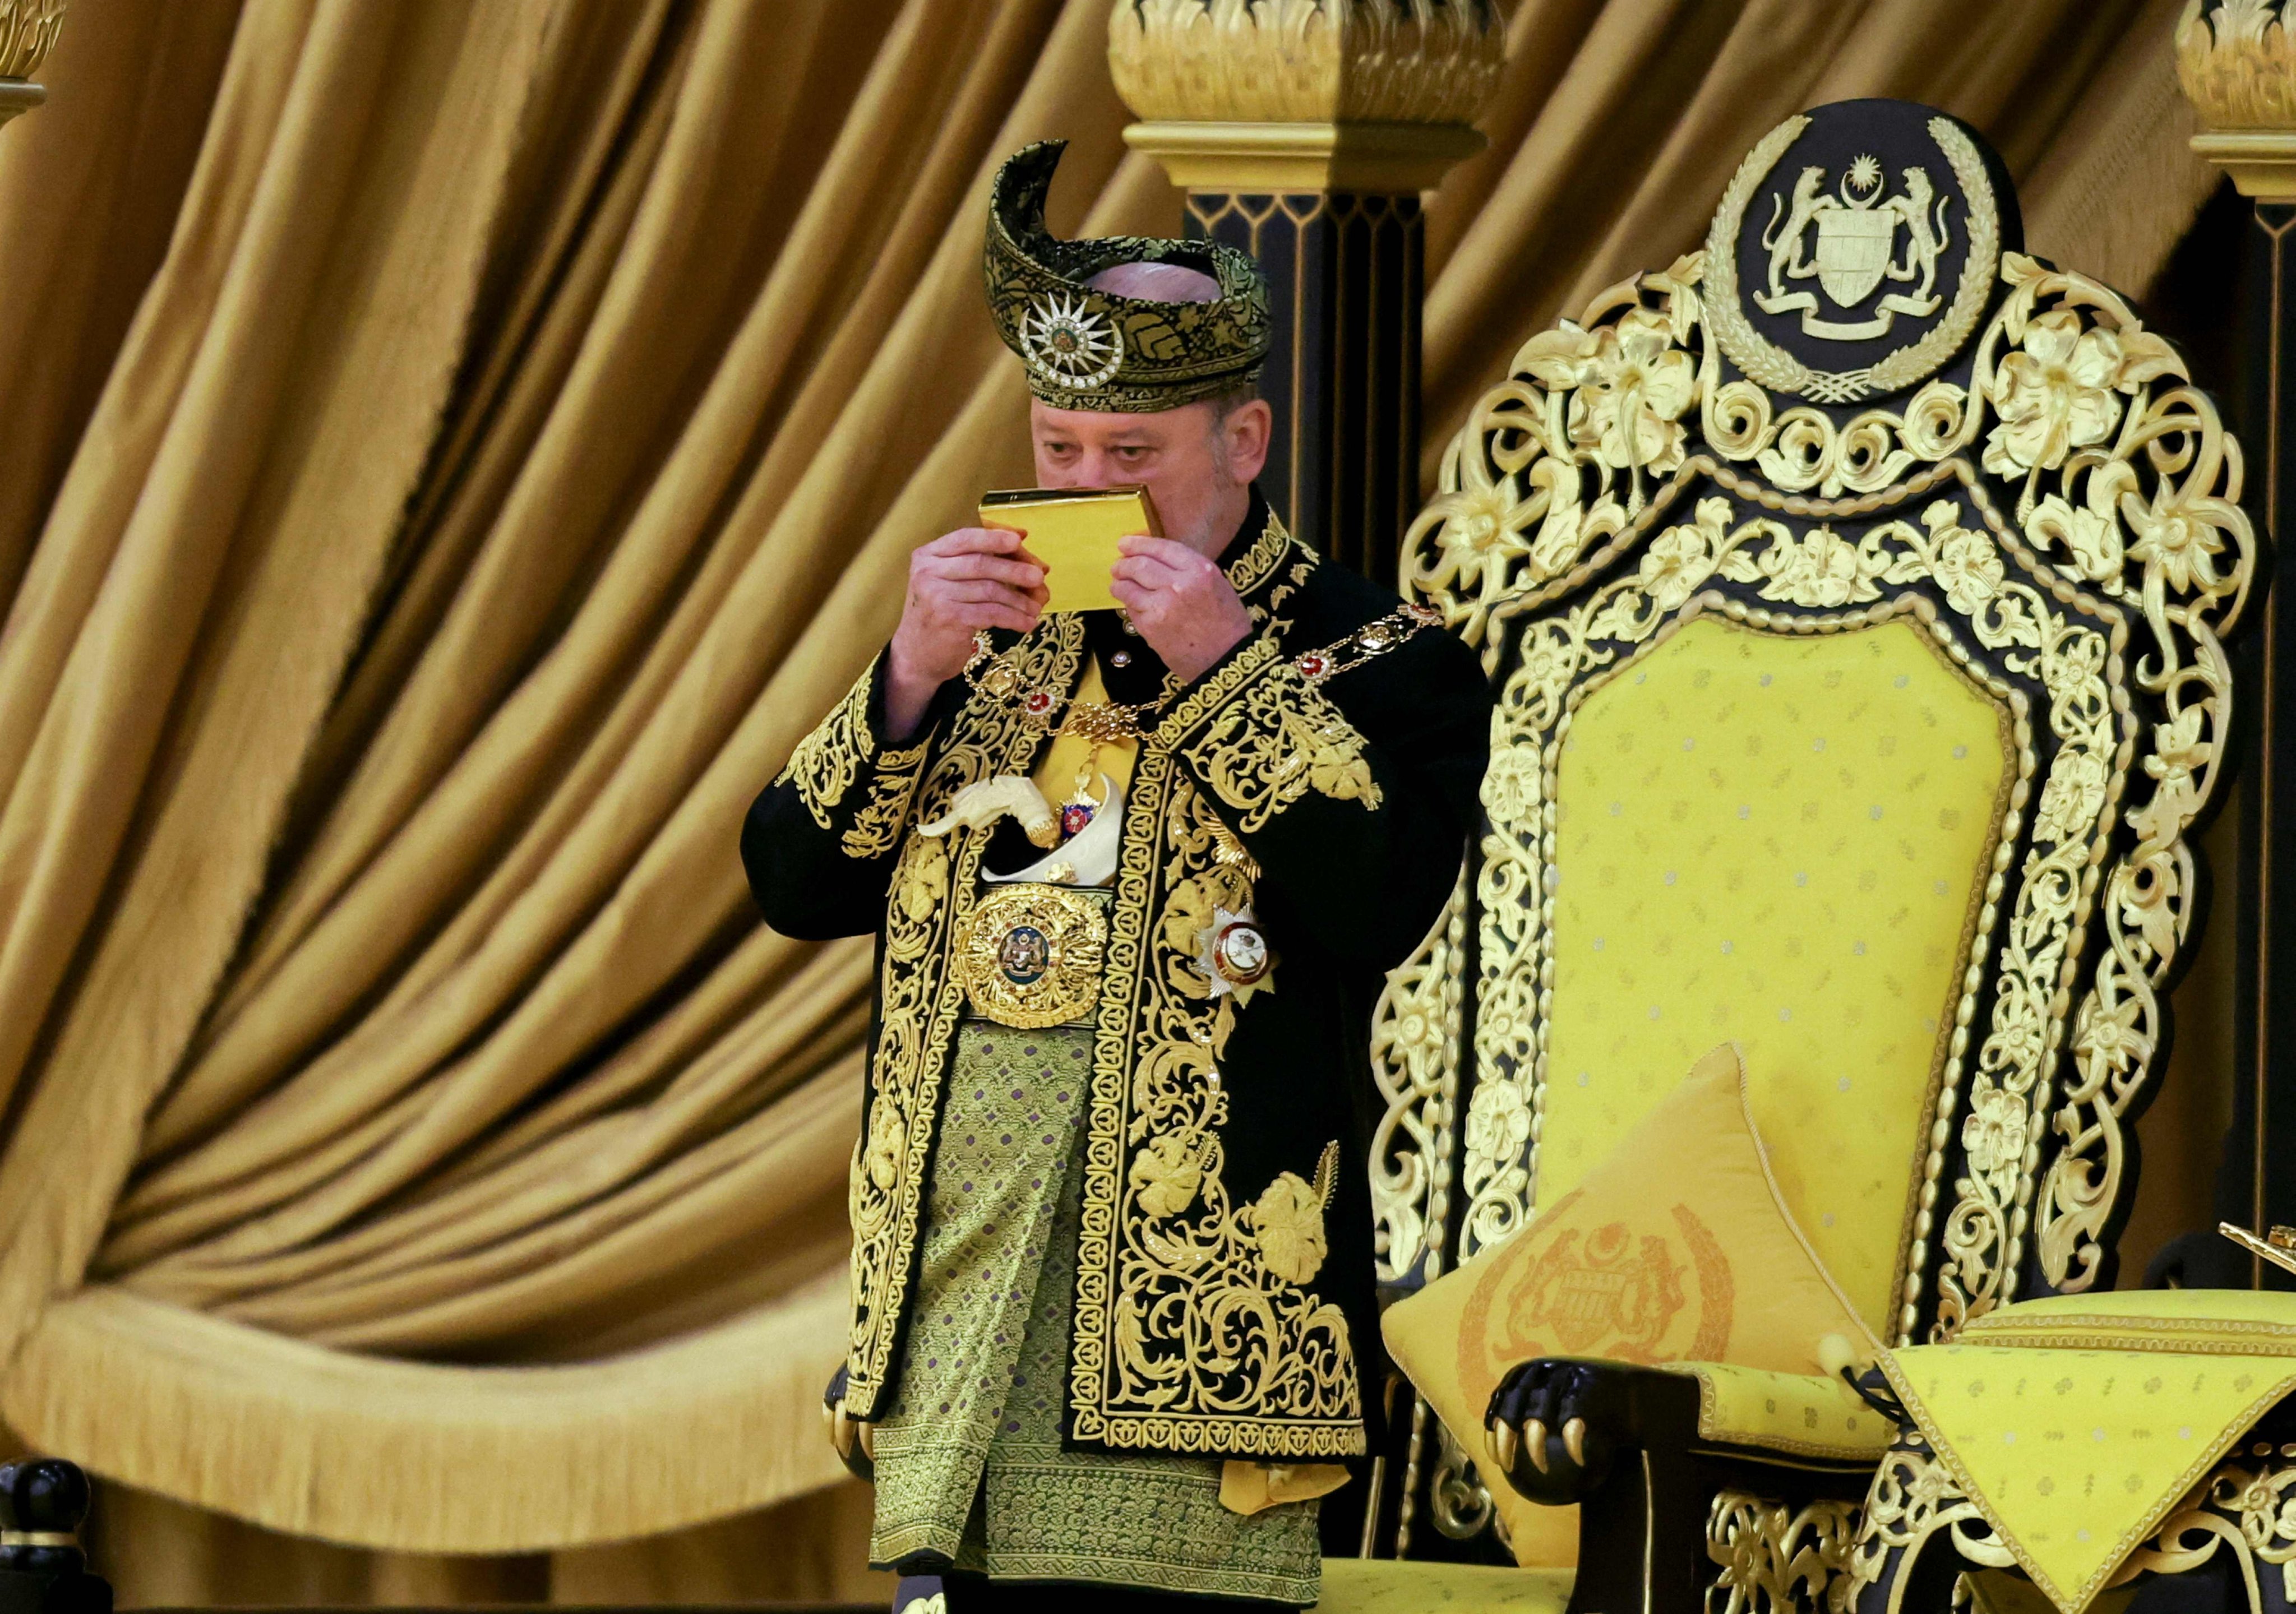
[743,494,1492,1459]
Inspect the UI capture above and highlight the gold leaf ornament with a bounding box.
[1107,0,1507,127]
[2024,492,2126,585]
[0,0,63,82]
[2178,0,2296,131]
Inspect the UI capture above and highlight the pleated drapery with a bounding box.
[0,0,2225,1593]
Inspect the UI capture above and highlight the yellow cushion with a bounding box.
[1380,1044,1884,1564]
[1542,614,2013,1335]
[1958,1287,2296,1356]
[1313,1558,1572,1612]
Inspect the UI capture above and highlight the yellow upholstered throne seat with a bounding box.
[1342,95,2253,1614]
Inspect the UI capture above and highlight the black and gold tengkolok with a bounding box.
[984,140,1272,413]
[744,497,1492,1459]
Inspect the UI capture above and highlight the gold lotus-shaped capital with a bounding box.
[2178,2,2296,195]
[0,0,63,84]
[1109,0,1506,128]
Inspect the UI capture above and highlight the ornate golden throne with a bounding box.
[1344,97,2257,1614]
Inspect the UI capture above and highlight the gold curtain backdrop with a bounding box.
[0,0,2226,1602]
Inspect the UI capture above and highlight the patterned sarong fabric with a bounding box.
[870,1023,1320,1604]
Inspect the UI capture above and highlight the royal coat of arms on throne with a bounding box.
[1707,98,2010,406]
[1755,150,1950,341]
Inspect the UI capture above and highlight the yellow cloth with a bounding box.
[1542,616,2013,1336]
[1219,1461,1355,1516]
[1382,1044,1884,1565]
[1882,1342,2296,1614]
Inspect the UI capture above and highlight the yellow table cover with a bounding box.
[1882,1340,2296,1614]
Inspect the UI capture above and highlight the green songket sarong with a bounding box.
[868,1023,1321,1604]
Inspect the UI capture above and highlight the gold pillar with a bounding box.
[1108,0,1505,582]
[0,1,64,138]
[2178,1,2296,1289]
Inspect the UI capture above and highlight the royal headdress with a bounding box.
[983,140,1271,414]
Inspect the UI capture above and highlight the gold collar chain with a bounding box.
[963,630,1170,744]
[960,601,1444,745]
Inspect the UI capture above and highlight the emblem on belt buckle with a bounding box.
[953,884,1108,1029]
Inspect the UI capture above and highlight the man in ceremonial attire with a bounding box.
[743,142,1491,1612]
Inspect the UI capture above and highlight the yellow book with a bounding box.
[978,485,1161,613]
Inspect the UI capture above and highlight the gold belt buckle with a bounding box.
[953,884,1108,1029]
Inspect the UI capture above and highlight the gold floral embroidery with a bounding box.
[843,737,931,859]
[894,831,948,923]
[1130,1131,1207,1218]
[1070,751,1363,1459]
[778,667,876,831]
[1169,657,1382,834]
[1251,1142,1339,1286]
[859,1095,903,1208]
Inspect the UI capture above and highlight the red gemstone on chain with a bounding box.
[1023,689,1055,716]
[1296,653,1329,679]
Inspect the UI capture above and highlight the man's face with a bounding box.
[1030,396,1271,555]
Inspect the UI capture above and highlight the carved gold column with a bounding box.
[1109,0,1505,583]
[0,1,63,139]
[2179,1,2296,1290]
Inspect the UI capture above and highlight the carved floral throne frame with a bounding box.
[1359,100,2257,1612]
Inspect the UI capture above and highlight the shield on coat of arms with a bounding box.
[1814,205,1896,308]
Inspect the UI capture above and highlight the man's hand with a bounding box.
[886,528,1046,741]
[1111,534,1252,685]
